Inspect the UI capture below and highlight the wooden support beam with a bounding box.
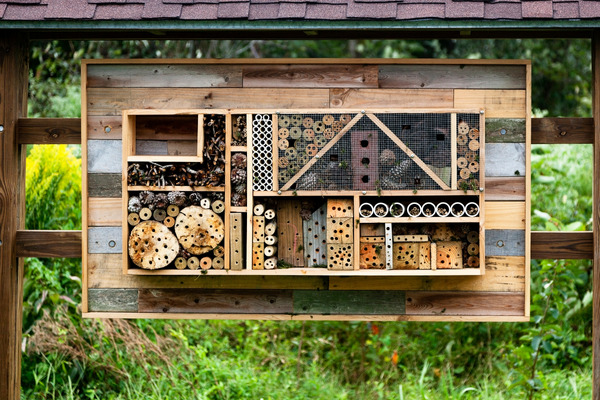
[0,32,28,400]
[17,118,81,144]
[531,117,594,144]
[530,231,593,259]
[15,230,82,258]
[593,31,600,400]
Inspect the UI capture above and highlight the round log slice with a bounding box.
[175,206,225,255]
[128,221,180,270]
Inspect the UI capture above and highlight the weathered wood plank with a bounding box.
[138,289,293,314]
[17,118,81,144]
[405,291,524,316]
[532,117,593,144]
[87,116,122,140]
[243,64,378,88]
[136,115,198,141]
[88,288,138,312]
[89,198,121,226]
[330,256,525,292]
[87,140,122,173]
[293,290,405,315]
[531,231,593,259]
[485,143,526,177]
[88,227,121,254]
[485,201,526,230]
[87,88,330,115]
[88,173,122,198]
[329,89,453,108]
[277,199,304,267]
[303,204,328,267]
[379,65,525,89]
[15,230,82,258]
[484,177,525,201]
[454,90,526,118]
[87,64,243,88]
[136,140,168,155]
[485,230,525,257]
[486,118,526,143]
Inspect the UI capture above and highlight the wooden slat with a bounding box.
[87,88,330,115]
[485,177,525,201]
[87,140,122,173]
[329,88,453,108]
[87,64,243,88]
[88,288,138,312]
[532,117,594,144]
[88,173,122,197]
[15,230,82,258]
[454,90,526,118]
[89,198,121,226]
[88,227,121,253]
[593,31,600,400]
[485,143,526,177]
[87,116,122,140]
[485,201,526,229]
[135,140,168,155]
[405,291,524,316]
[243,64,378,88]
[379,65,526,89]
[486,230,526,257]
[17,118,81,144]
[486,118,526,143]
[531,231,593,259]
[293,290,405,315]
[330,256,525,292]
[138,289,293,314]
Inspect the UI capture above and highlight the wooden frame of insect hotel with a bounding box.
[83,59,530,321]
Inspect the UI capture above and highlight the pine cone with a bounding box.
[234,184,247,194]
[232,193,247,207]
[231,168,247,185]
[379,149,396,166]
[153,193,168,209]
[128,196,142,213]
[189,192,202,205]
[167,191,187,207]
[139,191,155,206]
[299,208,312,221]
[231,153,247,169]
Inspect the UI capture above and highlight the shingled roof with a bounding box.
[0,0,597,22]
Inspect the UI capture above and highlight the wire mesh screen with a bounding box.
[456,113,481,192]
[252,114,273,191]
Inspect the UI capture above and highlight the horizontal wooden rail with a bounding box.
[17,118,80,144]
[14,230,593,260]
[531,117,593,144]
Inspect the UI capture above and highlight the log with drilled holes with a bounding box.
[174,206,225,255]
[128,221,180,270]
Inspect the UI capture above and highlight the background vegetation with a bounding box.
[21,39,593,399]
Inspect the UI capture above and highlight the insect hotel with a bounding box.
[83,59,530,320]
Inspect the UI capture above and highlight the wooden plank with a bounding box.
[379,65,526,89]
[88,289,138,312]
[293,290,405,315]
[454,90,526,118]
[87,64,243,88]
[88,173,122,198]
[277,199,304,266]
[330,256,525,292]
[135,140,168,155]
[87,115,122,140]
[87,140,122,173]
[593,31,600,400]
[88,227,121,254]
[405,291,524,316]
[15,230,81,258]
[485,230,525,257]
[17,118,81,144]
[532,231,593,260]
[303,204,328,267]
[485,143,526,177]
[485,201,526,229]
[243,64,378,88]
[230,213,244,271]
[138,289,293,314]
[88,198,121,226]
[486,118,526,143]
[484,177,525,201]
[330,88,453,109]
[532,117,593,144]
[87,88,330,115]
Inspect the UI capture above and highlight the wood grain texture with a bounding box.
[330,256,525,292]
[16,230,81,258]
[88,227,122,254]
[293,290,405,315]
[87,88,329,115]
[406,291,524,316]
[17,118,80,144]
[379,65,525,89]
[485,143,526,177]
[485,202,526,229]
[329,89,453,108]
[531,231,593,260]
[532,117,593,144]
[454,90,526,118]
[88,173,122,197]
[89,198,121,226]
[87,64,243,88]
[88,289,138,312]
[485,118,526,143]
[87,116,122,140]
[243,64,378,88]
[138,289,293,314]
[87,140,122,173]
[135,140,168,155]
[277,199,304,267]
[484,177,525,201]
[485,230,525,256]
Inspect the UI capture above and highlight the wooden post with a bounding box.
[593,31,600,400]
[0,32,29,400]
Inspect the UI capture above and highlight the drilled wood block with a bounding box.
[351,130,379,190]
[419,242,432,270]
[392,242,420,270]
[360,241,386,269]
[385,223,394,270]
[360,236,385,243]
[252,242,264,270]
[230,213,244,271]
[393,235,429,243]
[327,217,353,244]
[327,243,354,270]
[302,204,328,267]
[326,198,353,218]
[436,241,463,269]
[252,216,265,243]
